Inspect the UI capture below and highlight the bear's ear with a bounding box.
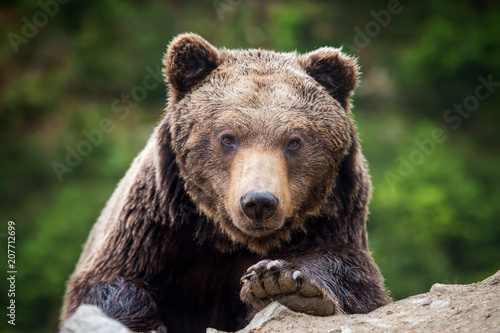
[299,47,360,110]
[163,33,221,99]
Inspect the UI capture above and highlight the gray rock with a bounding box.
[430,299,451,309]
[60,304,132,333]
[206,329,221,333]
[430,283,453,294]
[328,327,352,333]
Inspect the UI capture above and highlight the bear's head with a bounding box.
[157,33,363,254]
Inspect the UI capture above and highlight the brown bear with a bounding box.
[60,33,390,333]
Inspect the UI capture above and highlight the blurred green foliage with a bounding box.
[1,0,499,331]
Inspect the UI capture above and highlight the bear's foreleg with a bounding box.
[240,249,390,316]
[72,277,167,333]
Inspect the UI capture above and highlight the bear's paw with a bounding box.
[240,260,338,316]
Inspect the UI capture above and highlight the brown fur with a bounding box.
[61,33,390,333]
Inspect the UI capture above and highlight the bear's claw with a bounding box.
[240,259,336,316]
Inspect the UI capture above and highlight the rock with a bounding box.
[208,269,500,333]
[60,304,132,333]
[206,329,221,333]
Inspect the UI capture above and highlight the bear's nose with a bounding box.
[240,191,279,221]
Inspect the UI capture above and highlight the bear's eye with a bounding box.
[287,139,300,150]
[221,135,236,147]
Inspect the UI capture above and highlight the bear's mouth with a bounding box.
[231,213,288,238]
[240,224,277,237]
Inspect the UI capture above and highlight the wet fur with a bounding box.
[60,33,390,333]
